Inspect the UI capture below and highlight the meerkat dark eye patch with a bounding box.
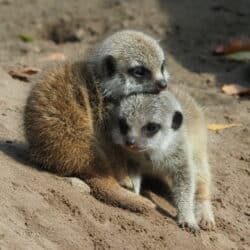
[172,111,183,130]
[161,60,166,74]
[143,122,161,137]
[128,66,151,79]
[119,118,130,135]
[103,55,116,78]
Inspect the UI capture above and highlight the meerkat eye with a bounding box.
[143,122,161,137]
[128,66,151,79]
[119,118,130,135]
[103,55,116,78]
[161,60,166,74]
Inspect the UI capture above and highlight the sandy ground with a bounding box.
[0,0,249,249]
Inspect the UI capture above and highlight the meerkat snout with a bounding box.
[125,137,136,147]
[171,111,183,130]
[156,79,167,91]
[125,137,146,152]
[117,118,140,151]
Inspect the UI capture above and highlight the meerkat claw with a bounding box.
[178,221,200,234]
[199,218,216,231]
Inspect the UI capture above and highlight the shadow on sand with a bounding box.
[0,139,177,219]
[158,0,250,87]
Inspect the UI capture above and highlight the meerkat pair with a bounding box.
[110,86,215,232]
[24,30,168,213]
[24,29,215,232]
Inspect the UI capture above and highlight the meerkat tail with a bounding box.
[85,174,155,213]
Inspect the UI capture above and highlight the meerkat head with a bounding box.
[89,30,169,99]
[111,91,183,154]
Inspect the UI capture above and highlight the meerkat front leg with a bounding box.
[171,166,200,233]
[192,151,215,230]
[119,175,135,192]
[121,171,142,194]
[195,176,215,230]
[129,173,142,195]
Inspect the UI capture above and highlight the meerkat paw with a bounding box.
[199,217,215,231]
[177,214,200,234]
[136,196,156,210]
[87,175,155,214]
[178,220,200,234]
[120,176,134,192]
[120,195,156,214]
[196,201,215,231]
[65,177,91,194]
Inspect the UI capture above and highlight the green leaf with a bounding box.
[18,34,33,42]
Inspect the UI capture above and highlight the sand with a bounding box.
[0,0,249,249]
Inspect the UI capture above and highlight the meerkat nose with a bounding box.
[125,137,136,147]
[156,79,167,91]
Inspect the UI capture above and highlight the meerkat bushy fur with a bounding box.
[24,30,169,212]
[110,86,215,231]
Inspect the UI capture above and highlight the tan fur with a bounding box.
[24,60,154,213]
[196,179,210,202]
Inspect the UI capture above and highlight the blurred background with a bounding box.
[0,0,250,90]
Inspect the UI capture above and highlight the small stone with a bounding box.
[65,177,90,194]
[244,211,250,217]
[75,28,85,41]
[209,235,218,242]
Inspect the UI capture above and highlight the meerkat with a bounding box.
[24,30,169,213]
[110,86,215,232]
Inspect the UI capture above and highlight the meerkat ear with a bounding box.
[103,55,116,78]
[172,111,183,130]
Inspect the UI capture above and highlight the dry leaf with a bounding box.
[214,38,250,55]
[208,124,241,131]
[46,52,66,61]
[20,67,40,74]
[8,67,40,82]
[226,51,250,61]
[221,84,250,96]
